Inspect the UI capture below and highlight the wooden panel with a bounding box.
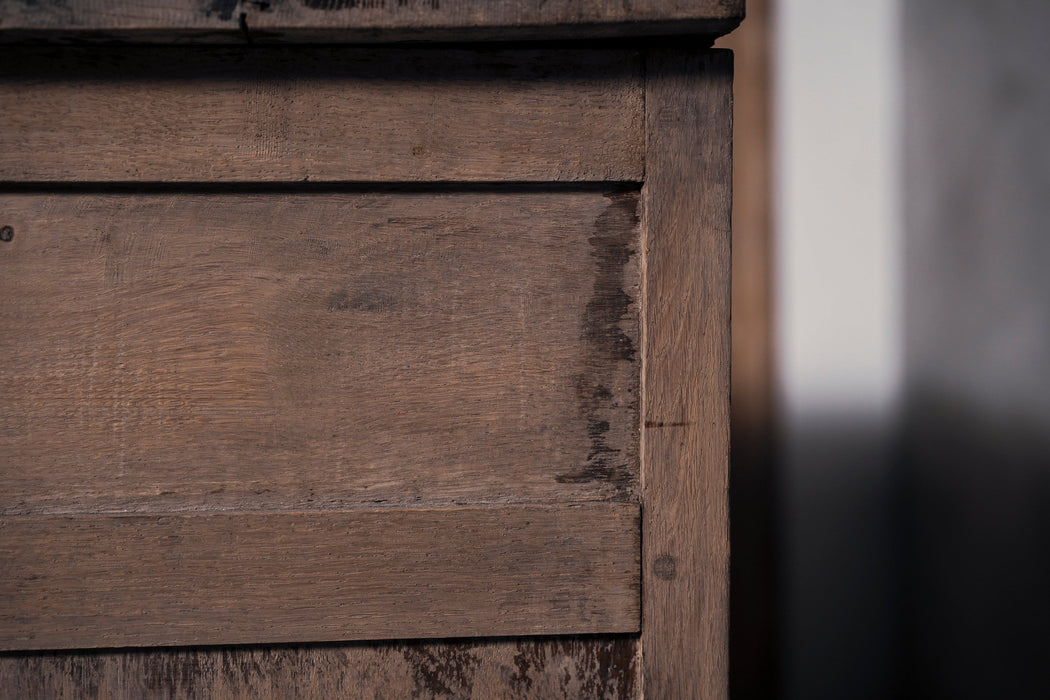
[0,48,642,183]
[0,1,742,43]
[0,191,640,514]
[0,503,640,650]
[0,635,639,699]
[640,50,732,698]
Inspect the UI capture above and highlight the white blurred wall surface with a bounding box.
[775,0,902,697]
[902,1,1050,697]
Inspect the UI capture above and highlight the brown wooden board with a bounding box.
[0,1,742,43]
[0,504,640,650]
[640,49,732,698]
[0,48,643,183]
[0,191,640,515]
[0,635,639,699]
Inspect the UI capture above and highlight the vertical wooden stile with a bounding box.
[641,49,733,699]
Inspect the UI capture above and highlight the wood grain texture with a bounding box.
[0,0,742,43]
[0,504,640,650]
[640,49,732,698]
[0,192,640,515]
[0,48,642,182]
[0,635,639,699]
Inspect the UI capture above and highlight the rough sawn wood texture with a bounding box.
[0,0,742,43]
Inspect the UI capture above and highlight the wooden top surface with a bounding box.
[0,0,743,43]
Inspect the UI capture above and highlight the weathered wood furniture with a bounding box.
[0,2,738,697]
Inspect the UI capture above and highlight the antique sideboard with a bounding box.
[0,2,739,696]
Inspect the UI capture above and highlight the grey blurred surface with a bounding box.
[902,0,1050,697]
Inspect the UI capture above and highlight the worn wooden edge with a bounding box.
[640,49,732,698]
[0,1,742,44]
[0,503,640,651]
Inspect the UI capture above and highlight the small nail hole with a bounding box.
[0,226,13,242]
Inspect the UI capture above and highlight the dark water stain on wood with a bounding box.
[204,0,241,21]
[584,192,639,365]
[326,272,405,313]
[402,643,480,696]
[556,191,640,495]
[509,635,638,698]
[0,636,638,698]
[16,0,71,14]
[143,652,202,696]
[578,636,638,698]
[326,286,400,313]
[301,0,385,10]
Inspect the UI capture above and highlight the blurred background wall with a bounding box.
[720,0,1050,696]
[901,1,1050,697]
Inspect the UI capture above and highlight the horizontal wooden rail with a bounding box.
[0,48,643,183]
[0,503,640,650]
